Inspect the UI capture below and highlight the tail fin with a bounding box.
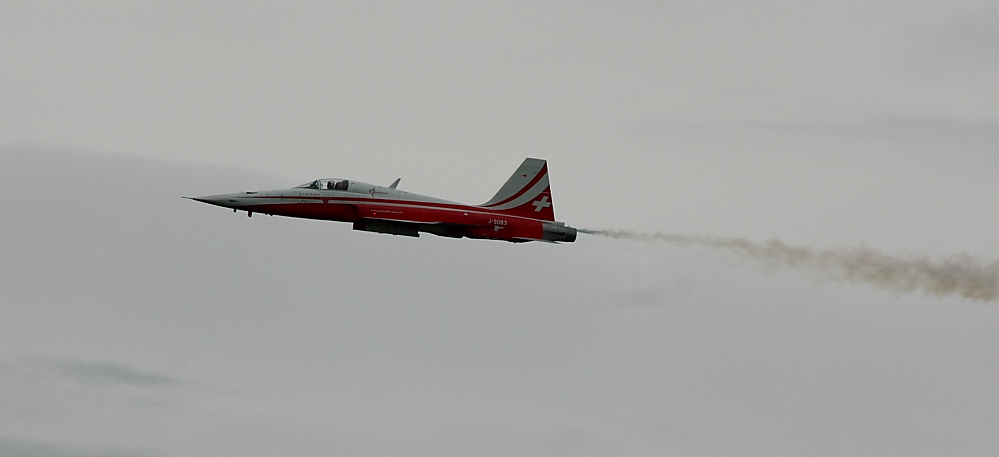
[478,158,556,221]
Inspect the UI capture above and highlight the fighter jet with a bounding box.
[187,158,577,243]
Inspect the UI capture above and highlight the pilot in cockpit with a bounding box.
[326,180,335,190]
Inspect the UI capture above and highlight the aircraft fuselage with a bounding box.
[189,159,576,243]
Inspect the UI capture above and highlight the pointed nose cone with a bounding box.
[184,194,236,209]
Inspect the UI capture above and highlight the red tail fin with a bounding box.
[478,158,555,221]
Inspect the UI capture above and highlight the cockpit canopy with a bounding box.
[296,179,349,191]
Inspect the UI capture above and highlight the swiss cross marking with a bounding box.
[532,196,551,212]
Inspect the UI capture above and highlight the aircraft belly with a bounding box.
[352,203,547,240]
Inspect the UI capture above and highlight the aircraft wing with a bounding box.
[362,217,445,225]
[353,204,487,227]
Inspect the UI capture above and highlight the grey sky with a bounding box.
[2,1,998,456]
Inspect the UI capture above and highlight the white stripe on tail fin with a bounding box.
[478,158,556,221]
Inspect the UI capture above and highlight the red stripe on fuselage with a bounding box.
[241,194,552,222]
[239,194,547,229]
[244,194,471,211]
[240,199,546,240]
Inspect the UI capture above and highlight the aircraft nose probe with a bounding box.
[184,195,250,216]
[184,194,235,208]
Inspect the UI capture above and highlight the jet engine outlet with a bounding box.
[541,222,577,243]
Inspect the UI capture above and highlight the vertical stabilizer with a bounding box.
[478,158,556,221]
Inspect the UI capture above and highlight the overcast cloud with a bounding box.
[2,2,998,456]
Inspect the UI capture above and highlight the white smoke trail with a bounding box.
[579,229,999,302]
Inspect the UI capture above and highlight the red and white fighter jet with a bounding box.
[188,158,577,243]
